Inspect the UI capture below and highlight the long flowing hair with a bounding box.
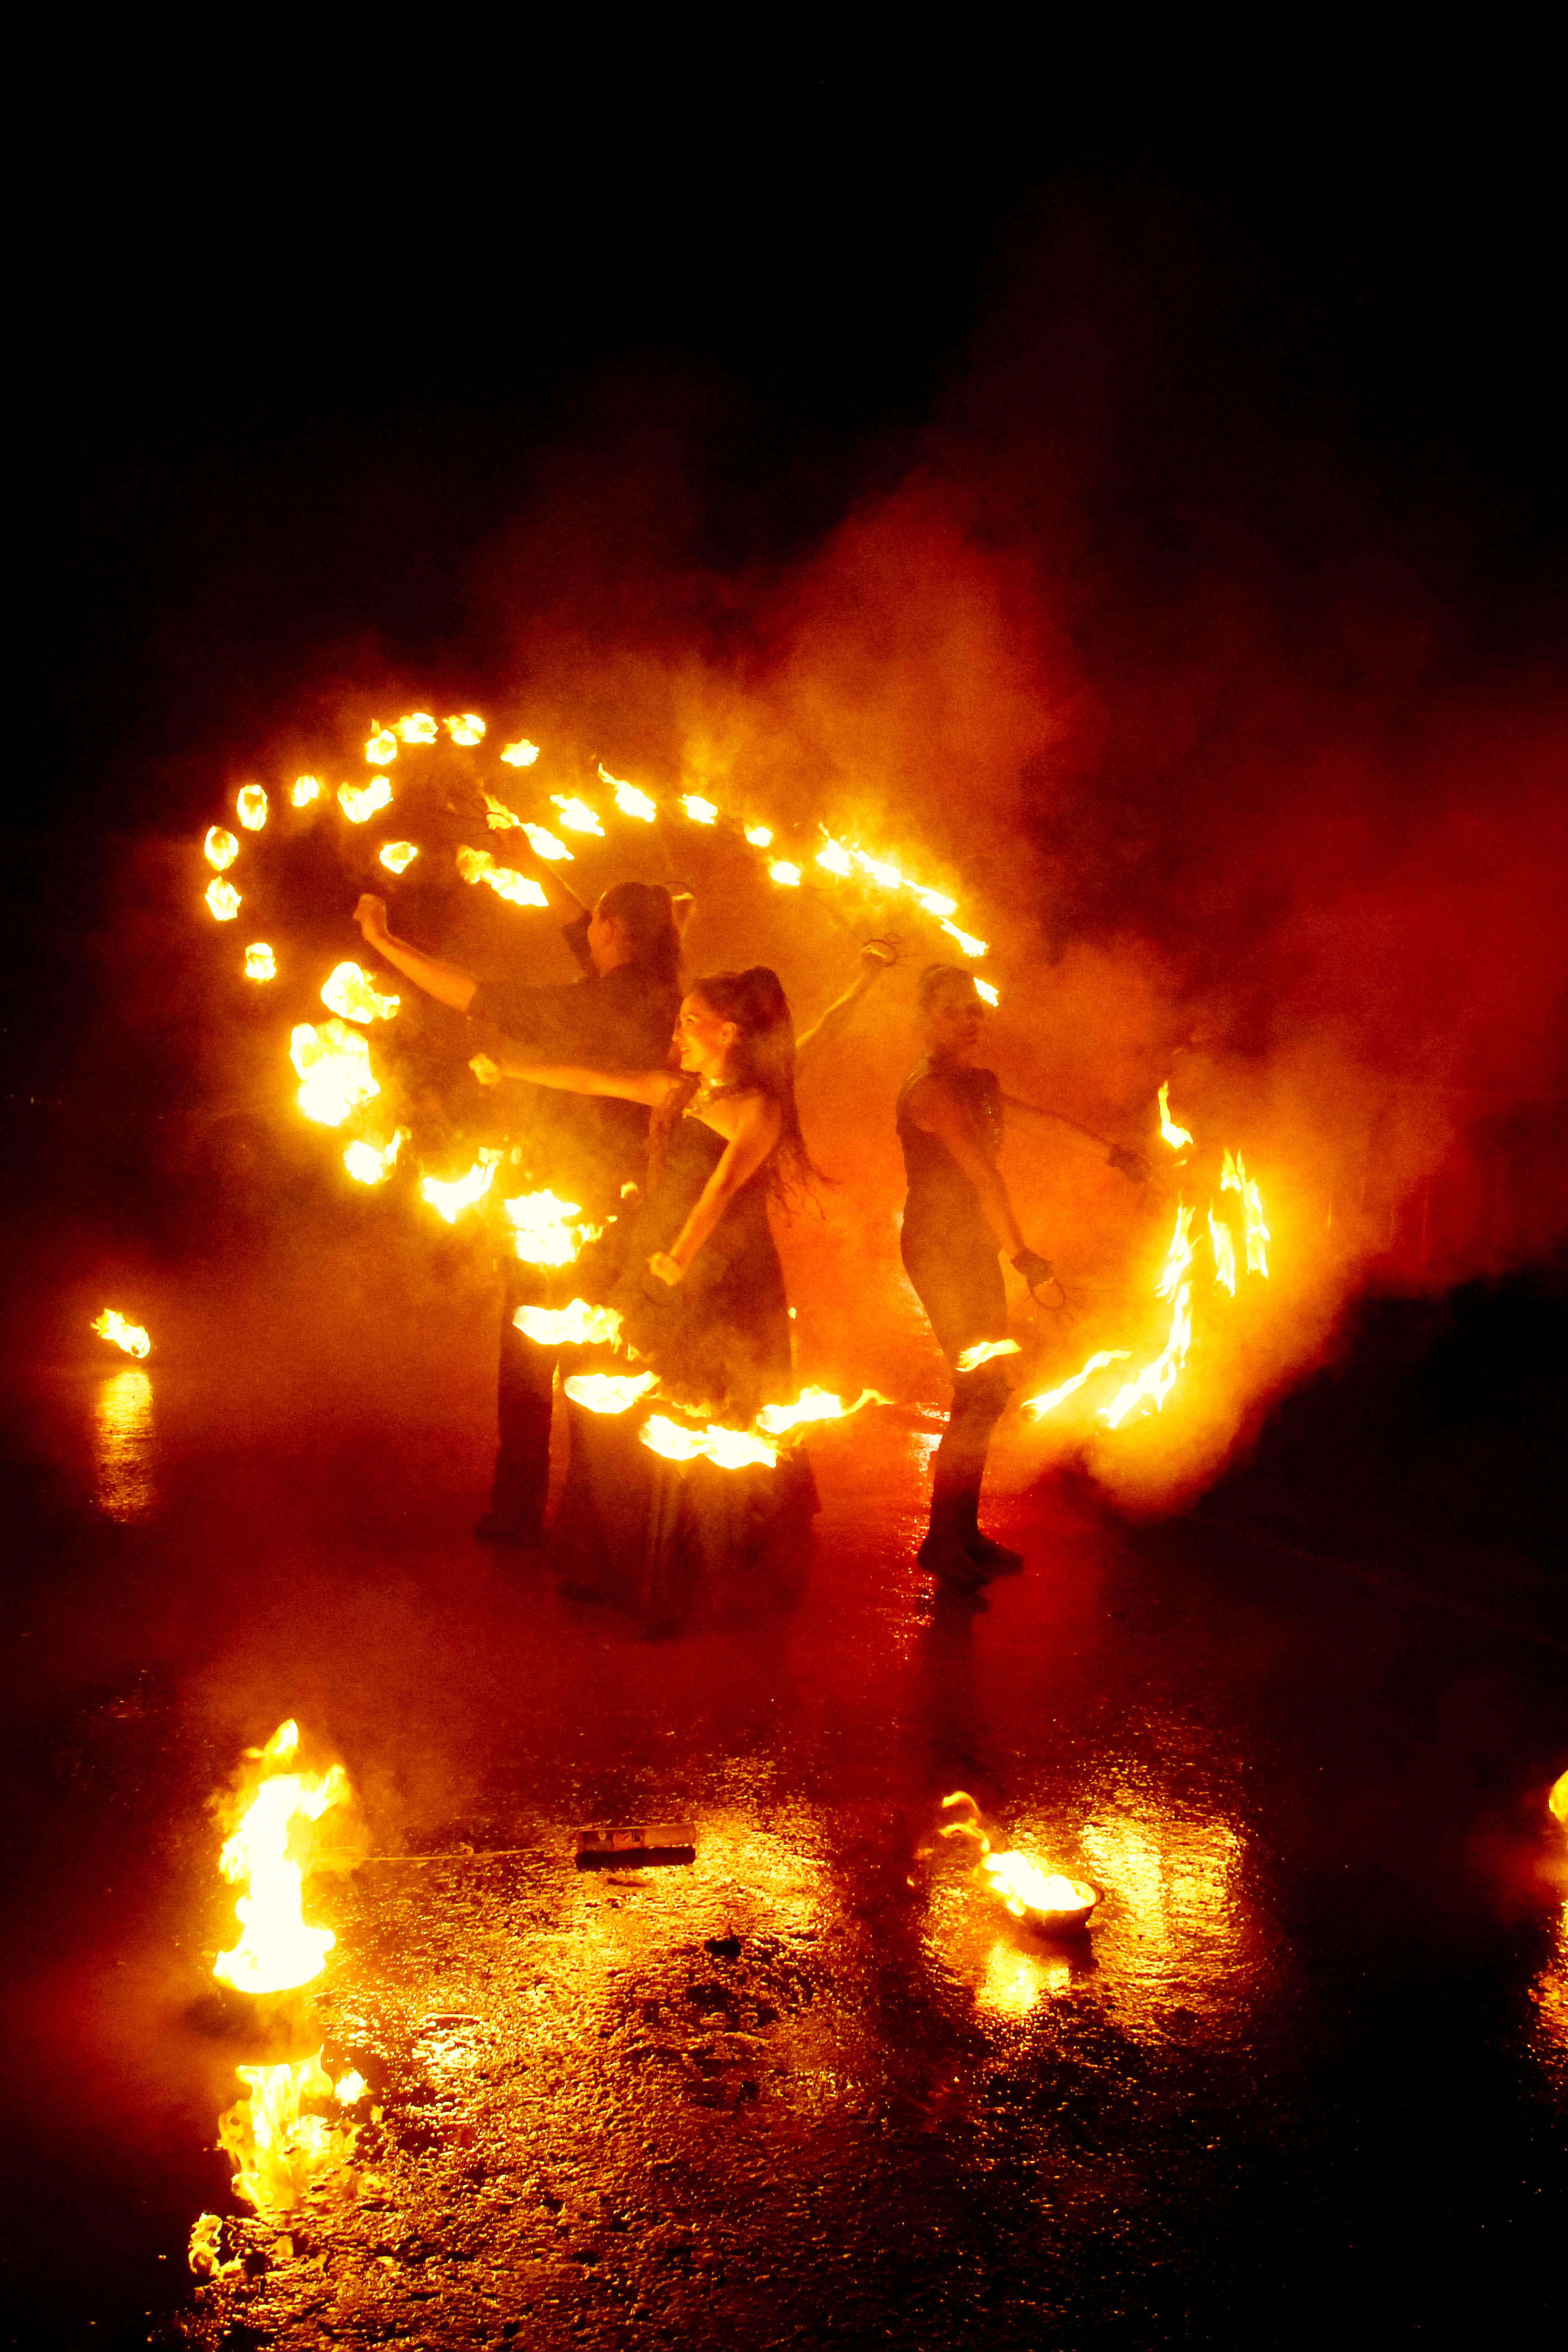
[649,966,821,1204]
[597,880,683,988]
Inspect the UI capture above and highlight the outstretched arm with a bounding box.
[796,940,897,1062]
[355,895,478,1012]
[470,1052,674,1108]
[1000,1092,1150,1181]
[649,1096,782,1283]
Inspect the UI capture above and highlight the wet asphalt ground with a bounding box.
[1,1254,1563,2350]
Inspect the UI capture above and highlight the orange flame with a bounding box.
[216,2051,361,2214]
[205,879,241,922]
[955,1337,1021,1373]
[1157,1081,1194,1153]
[563,1370,658,1415]
[939,1793,1096,1926]
[1221,1150,1271,1277]
[212,1720,350,1996]
[320,961,400,1023]
[1207,1206,1238,1295]
[514,1299,624,1348]
[680,793,718,824]
[444,714,486,745]
[974,979,999,1006]
[549,794,603,835]
[364,726,397,765]
[290,1020,379,1127]
[338,778,393,823]
[204,826,239,870]
[502,1188,601,1265]
[236,785,268,831]
[343,1129,406,1186]
[1155,1201,1196,1301]
[456,846,548,907]
[378,840,418,873]
[522,822,573,862]
[940,919,988,959]
[291,775,322,807]
[601,766,657,820]
[754,1385,889,1435]
[909,885,957,918]
[244,943,276,981]
[1021,1348,1132,1418]
[1549,1770,1568,1828]
[854,850,904,890]
[500,736,540,767]
[393,712,438,744]
[816,840,853,877]
[641,1413,777,1470]
[420,1149,502,1224]
[1099,1283,1194,1429]
[93,1309,150,1358]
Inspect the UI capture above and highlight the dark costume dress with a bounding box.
[897,1063,1012,1548]
[469,917,679,1542]
[558,1106,817,1631]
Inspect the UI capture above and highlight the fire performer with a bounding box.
[899,964,1149,1604]
[354,859,685,1548]
[472,966,818,1631]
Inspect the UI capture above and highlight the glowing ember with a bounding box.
[940,919,988,958]
[564,1370,658,1415]
[245,943,276,981]
[550,794,603,835]
[290,1019,379,1127]
[420,1148,502,1224]
[601,766,657,820]
[394,712,438,743]
[212,1719,351,1996]
[816,840,853,878]
[755,1385,889,1435]
[769,861,802,888]
[236,785,268,831]
[514,1299,624,1348]
[378,840,418,873]
[217,2051,358,2214]
[445,714,486,745]
[1208,1206,1238,1295]
[206,879,241,922]
[522,822,574,862]
[745,824,774,847]
[1157,1081,1194,1153]
[1221,1150,1271,1277]
[502,1188,600,1265]
[1155,1201,1196,1301]
[974,979,999,1006]
[93,1308,150,1358]
[939,1793,1097,1928]
[339,778,393,823]
[500,737,540,767]
[320,961,400,1023]
[364,726,398,765]
[204,826,239,870]
[291,775,322,807]
[343,1129,406,1185]
[1021,1349,1132,1418]
[456,845,548,907]
[680,793,718,824]
[955,1337,1021,1373]
[1099,1283,1194,1429]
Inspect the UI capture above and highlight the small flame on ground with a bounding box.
[344,1129,406,1186]
[522,823,573,862]
[502,1188,600,1265]
[956,1338,1021,1373]
[206,879,241,921]
[456,846,548,907]
[420,1149,502,1224]
[1021,1349,1132,1418]
[550,794,603,835]
[769,861,802,888]
[339,778,393,823]
[514,1299,624,1347]
[378,840,418,873]
[364,726,397,765]
[939,1793,1096,1925]
[205,826,239,870]
[291,1020,379,1127]
[1157,1081,1194,1153]
[601,766,657,820]
[236,785,268,831]
[212,1719,350,1997]
[93,1309,150,1358]
[745,824,774,847]
[680,793,718,824]
[564,1370,658,1415]
[755,1385,889,1435]
[291,775,322,807]
[320,962,400,1023]
[245,943,276,981]
[394,713,438,744]
[500,737,540,766]
[217,2051,358,2214]
[445,714,486,745]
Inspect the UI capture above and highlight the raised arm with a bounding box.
[999,1093,1151,1182]
[796,939,897,1063]
[355,895,478,1012]
[470,1052,674,1108]
[649,1096,782,1283]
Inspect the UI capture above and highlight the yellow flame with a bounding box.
[502,1188,600,1265]
[500,736,540,766]
[550,794,604,835]
[1157,1081,1194,1152]
[755,1385,888,1435]
[244,943,276,981]
[92,1309,150,1358]
[680,793,718,824]
[1221,1150,1271,1278]
[940,919,988,958]
[564,1370,658,1415]
[522,822,574,862]
[365,726,397,765]
[290,1019,379,1126]
[204,826,239,870]
[1099,1283,1194,1429]
[816,840,853,877]
[769,861,802,888]
[420,1148,502,1224]
[212,1720,350,1996]
[343,1129,406,1186]
[641,1413,777,1470]
[601,766,657,820]
[514,1299,624,1347]
[393,712,438,744]
[1549,1770,1568,1828]
[955,1337,1020,1373]
[974,979,999,1006]
[910,886,957,918]
[339,778,393,823]
[320,962,400,1023]
[444,714,486,745]
[854,850,904,890]
[456,846,548,907]
[1207,1206,1237,1295]
[939,1793,1095,1923]
[335,2071,366,2104]
[481,787,522,830]
[744,824,774,847]
[218,2051,357,2213]
[378,840,418,873]
[236,785,268,831]
[205,879,241,921]
[1021,1348,1132,1418]
[1155,1201,1196,1302]
[291,775,322,807]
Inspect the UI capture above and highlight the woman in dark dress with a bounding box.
[472,966,818,1631]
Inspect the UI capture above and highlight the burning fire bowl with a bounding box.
[1014,1880,1099,1939]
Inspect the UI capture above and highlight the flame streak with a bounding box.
[93,1308,150,1358]
[1221,1150,1271,1277]
[601,766,656,820]
[1021,1349,1132,1419]
[550,794,603,835]
[420,1150,502,1224]
[212,1720,350,1996]
[680,793,718,824]
[955,1337,1020,1373]
[755,1385,889,1435]
[1157,1081,1194,1152]
[514,1299,624,1347]
[245,943,276,981]
[641,1413,778,1471]
[502,1188,600,1265]
[940,919,988,959]
[1208,1207,1237,1295]
[522,823,573,862]
[456,846,548,907]
[290,1020,379,1127]
[564,1370,658,1415]
[1099,1284,1194,1429]
[816,840,853,877]
[339,778,393,823]
[205,826,239,870]
[205,879,241,921]
[1155,1202,1196,1302]
[974,979,999,1006]
[236,785,268,831]
[378,840,418,873]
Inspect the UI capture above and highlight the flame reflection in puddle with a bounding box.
[92,1368,156,1519]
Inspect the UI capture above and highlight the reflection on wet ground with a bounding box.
[1,1306,1563,2348]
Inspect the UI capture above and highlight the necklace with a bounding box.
[690,1076,748,1106]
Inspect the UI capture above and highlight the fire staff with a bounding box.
[898,963,1148,1605]
[354,857,686,1549]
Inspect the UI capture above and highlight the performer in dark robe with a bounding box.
[472,966,819,1632]
[354,867,684,1547]
[897,963,1149,1607]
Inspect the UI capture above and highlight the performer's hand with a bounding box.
[648,1251,684,1287]
[1107,1144,1152,1184]
[470,1053,501,1088]
[354,893,389,945]
[1011,1247,1054,1292]
[860,937,899,971]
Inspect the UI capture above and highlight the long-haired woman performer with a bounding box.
[472,965,818,1630]
[898,963,1147,1608]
